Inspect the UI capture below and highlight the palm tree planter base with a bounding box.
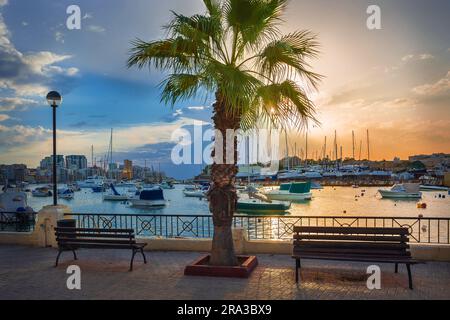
[184,255,258,278]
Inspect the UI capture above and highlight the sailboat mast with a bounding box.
[359,140,362,161]
[367,129,370,161]
[305,132,308,166]
[334,130,338,168]
[352,130,355,160]
[285,130,289,171]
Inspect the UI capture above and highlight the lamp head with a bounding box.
[46,91,62,107]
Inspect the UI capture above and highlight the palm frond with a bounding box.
[257,31,322,89]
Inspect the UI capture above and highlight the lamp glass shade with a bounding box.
[46,91,62,107]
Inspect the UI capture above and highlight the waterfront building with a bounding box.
[122,160,133,180]
[0,164,28,183]
[40,155,64,170]
[66,155,88,170]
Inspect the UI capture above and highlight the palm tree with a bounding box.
[128,0,322,266]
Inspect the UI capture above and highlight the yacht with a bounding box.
[378,184,422,199]
[103,184,129,201]
[58,188,74,200]
[183,185,209,198]
[77,176,104,188]
[237,190,291,214]
[0,187,34,214]
[128,187,167,207]
[159,181,175,189]
[265,182,312,201]
[32,187,53,197]
[67,183,81,192]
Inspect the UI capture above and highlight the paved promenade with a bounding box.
[1,245,449,300]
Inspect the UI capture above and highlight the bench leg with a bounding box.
[395,263,398,273]
[140,248,147,264]
[129,249,137,271]
[295,259,301,283]
[406,264,413,290]
[55,249,63,267]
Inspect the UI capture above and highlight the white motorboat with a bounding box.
[159,181,175,189]
[58,188,74,200]
[68,183,81,192]
[419,185,449,191]
[103,184,129,201]
[32,187,53,197]
[0,187,35,225]
[0,188,33,213]
[128,187,167,207]
[379,184,422,199]
[265,182,312,201]
[183,185,209,198]
[310,181,323,190]
[77,176,105,188]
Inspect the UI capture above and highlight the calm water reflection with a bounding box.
[27,185,450,218]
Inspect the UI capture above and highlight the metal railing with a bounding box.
[66,213,450,244]
[0,212,37,232]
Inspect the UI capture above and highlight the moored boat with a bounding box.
[264,182,312,201]
[419,185,449,191]
[128,187,167,207]
[378,184,422,199]
[183,185,209,198]
[32,187,53,197]
[237,198,291,214]
[103,184,129,201]
[58,188,74,200]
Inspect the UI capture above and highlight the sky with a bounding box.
[0,0,449,179]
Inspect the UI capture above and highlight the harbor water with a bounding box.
[26,184,450,218]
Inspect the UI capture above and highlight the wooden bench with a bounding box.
[292,226,419,289]
[55,227,147,271]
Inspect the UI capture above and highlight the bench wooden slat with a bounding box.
[294,247,410,256]
[293,253,416,264]
[293,234,409,242]
[293,240,409,250]
[60,242,145,250]
[293,226,409,235]
[57,237,136,245]
[55,232,134,239]
[55,227,134,233]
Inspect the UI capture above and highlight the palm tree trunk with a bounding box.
[208,92,240,266]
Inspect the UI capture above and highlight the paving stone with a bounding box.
[1,245,449,300]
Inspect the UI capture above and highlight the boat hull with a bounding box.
[265,192,312,201]
[128,199,167,207]
[183,191,206,198]
[237,199,291,214]
[379,190,422,199]
[103,195,128,201]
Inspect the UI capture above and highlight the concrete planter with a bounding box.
[184,255,258,278]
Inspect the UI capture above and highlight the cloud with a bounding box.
[0,124,51,147]
[0,9,78,98]
[87,25,105,33]
[412,71,450,96]
[0,114,9,121]
[55,31,64,43]
[0,97,39,111]
[162,105,212,123]
[401,53,435,62]
[0,0,7,7]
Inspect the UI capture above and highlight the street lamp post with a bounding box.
[46,91,62,206]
